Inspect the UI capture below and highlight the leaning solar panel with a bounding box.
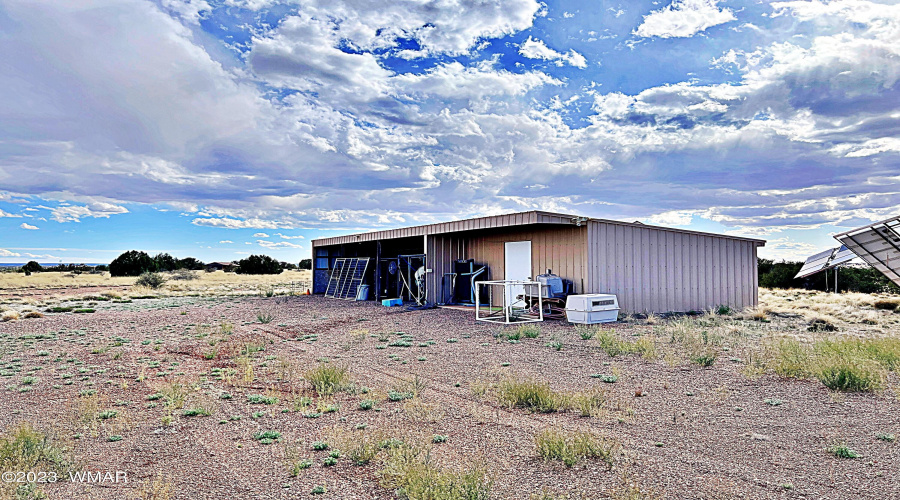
[834,215,900,287]
[794,248,836,279]
[829,245,857,267]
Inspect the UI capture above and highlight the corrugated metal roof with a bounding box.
[311,210,766,247]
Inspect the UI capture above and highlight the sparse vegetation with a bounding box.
[135,272,167,289]
[496,377,564,413]
[305,363,350,395]
[534,428,618,467]
[256,310,276,324]
[828,441,859,459]
[378,442,492,500]
[518,324,541,338]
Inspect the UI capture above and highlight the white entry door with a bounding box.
[504,241,532,309]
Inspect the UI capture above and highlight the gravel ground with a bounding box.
[0,294,897,499]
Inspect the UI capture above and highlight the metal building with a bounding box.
[311,211,765,313]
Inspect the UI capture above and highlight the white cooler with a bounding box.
[565,294,619,324]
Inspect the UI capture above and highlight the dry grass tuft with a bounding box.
[0,422,73,499]
[135,472,173,500]
[378,440,492,499]
[767,337,900,391]
[534,428,619,467]
[304,363,350,395]
[496,377,565,413]
[0,310,20,322]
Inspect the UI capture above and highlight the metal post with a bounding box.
[504,282,510,324]
[475,282,481,321]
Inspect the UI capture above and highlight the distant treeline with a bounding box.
[758,258,900,294]
[11,253,313,276]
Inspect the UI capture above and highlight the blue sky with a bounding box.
[1,0,899,264]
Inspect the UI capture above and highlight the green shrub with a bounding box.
[496,378,564,413]
[256,310,275,324]
[247,394,279,405]
[689,349,717,367]
[714,304,732,315]
[254,430,281,445]
[576,325,595,340]
[182,408,211,417]
[22,261,43,274]
[505,330,522,341]
[234,255,283,275]
[828,441,859,459]
[534,429,618,467]
[109,250,156,277]
[358,399,375,411]
[816,357,884,392]
[876,432,895,442]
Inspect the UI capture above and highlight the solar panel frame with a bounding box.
[794,248,837,279]
[834,215,900,287]
[829,245,856,267]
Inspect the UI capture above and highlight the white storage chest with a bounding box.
[565,294,620,324]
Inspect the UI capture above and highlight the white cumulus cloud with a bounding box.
[634,0,736,39]
[19,223,38,230]
[518,37,588,68]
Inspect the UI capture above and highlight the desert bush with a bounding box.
[808,316,837,332]
[22,311,43,319]
[135,272,166,289]
[235,255,283,275]
[110,250,156,277]
[569,388,605,417]
[496,378,564,413]
[0,422,72,499]
[534,428,618,467]
[828,441,859,459]
[135,472,173,500]
[256,310,276,324]
[689,348,717,367]
[22,261,42,274]
[873,299,900,310]
[157,381,190,409]
[329,427,386,465]
[379,442,491,500]
[169,269,198,281]
[305,363,350,395]
[576,325,595,340]
[815,357,884,392]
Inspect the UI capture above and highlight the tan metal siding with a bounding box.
[312,210,765,247]
[425,225,589,304]
[586,221,760,313]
